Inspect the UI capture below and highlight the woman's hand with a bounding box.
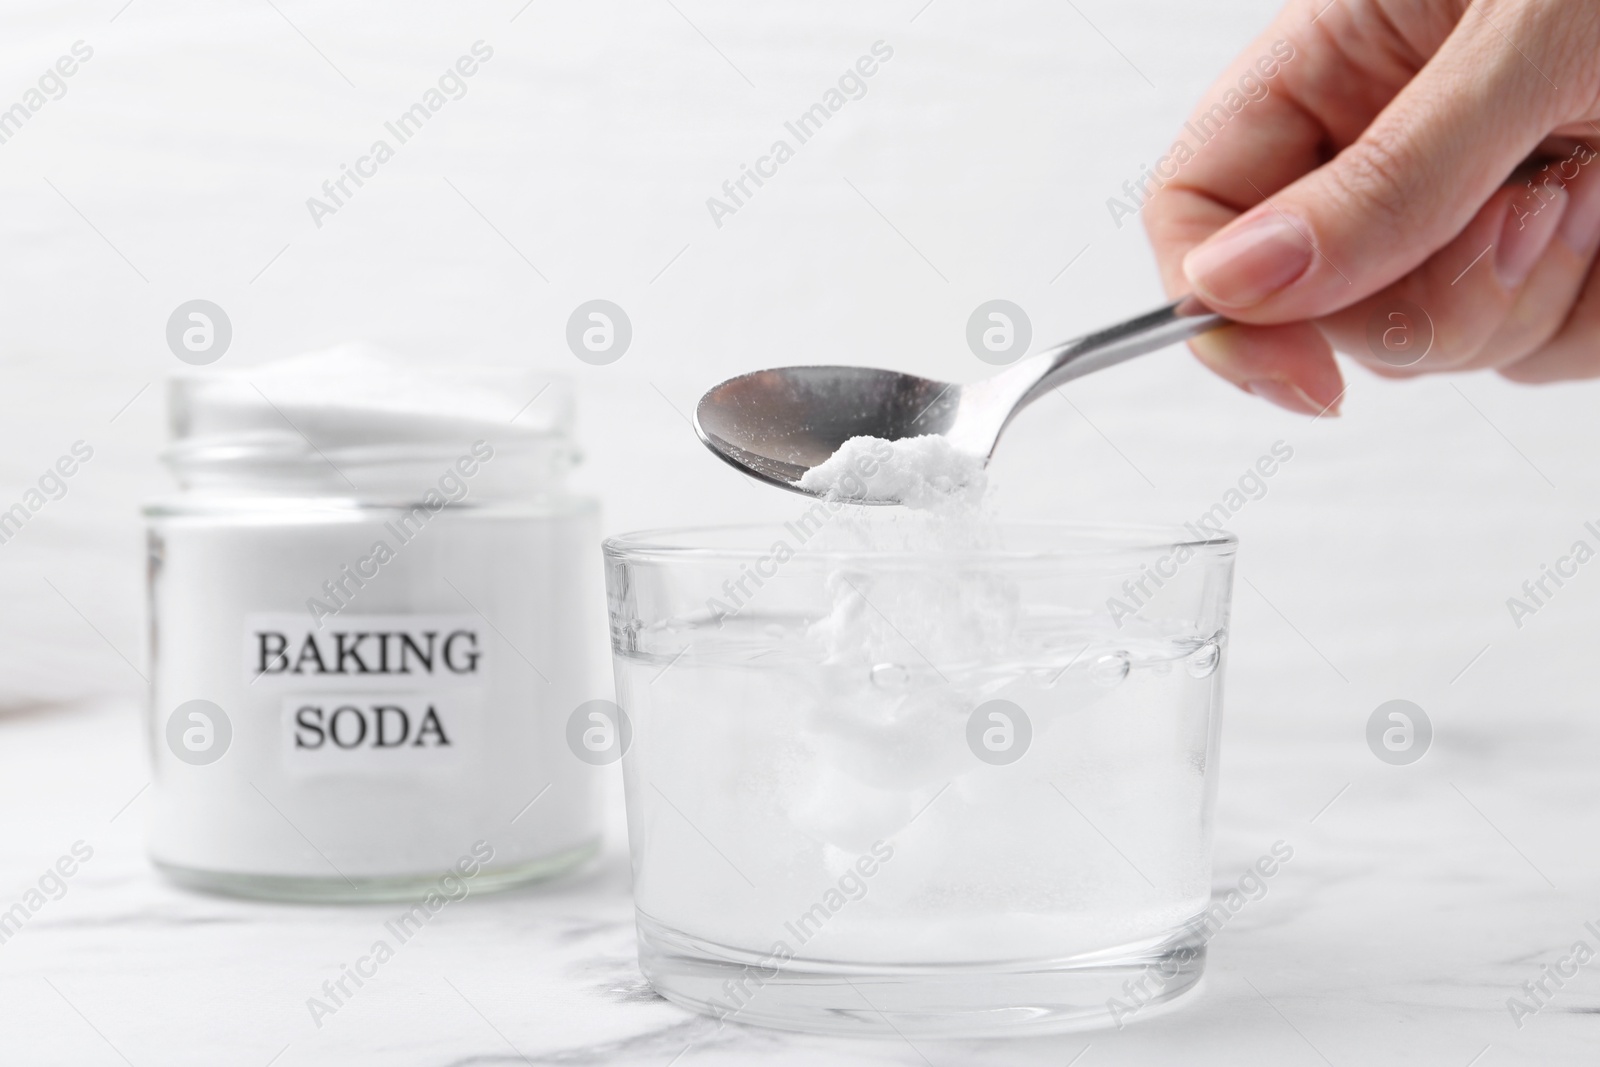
[1143,0,1600,415]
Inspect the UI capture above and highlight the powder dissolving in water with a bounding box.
[788,436,1031,855]
[619,429,1222,964]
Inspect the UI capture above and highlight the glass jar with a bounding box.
[144,349,602,901]
[603,521,1235,1037]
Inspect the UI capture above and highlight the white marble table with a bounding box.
[1,691,1594,1066]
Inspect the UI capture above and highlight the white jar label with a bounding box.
[243,614,487,774]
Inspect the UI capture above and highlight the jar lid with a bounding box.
[162,343,575,496]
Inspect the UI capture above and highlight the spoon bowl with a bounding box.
[693,366,957,490]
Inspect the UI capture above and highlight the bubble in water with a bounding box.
[1090,652,1130,688]
[1187,642,1220,678]
[870,663,911,693]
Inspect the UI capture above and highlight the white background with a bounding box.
[2,0,1597,722]
[2,1,1598,1064]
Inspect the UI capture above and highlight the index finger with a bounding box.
[1138,15,1355,412]
[1141,17,1346,299]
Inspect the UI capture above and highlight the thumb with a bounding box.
[1181,5,1588,321]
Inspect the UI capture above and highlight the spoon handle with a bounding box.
[1019,295,1229,408]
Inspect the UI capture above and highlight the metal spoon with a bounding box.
[694,295,1227,498]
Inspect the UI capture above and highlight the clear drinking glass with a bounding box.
[603,520,1236,1037]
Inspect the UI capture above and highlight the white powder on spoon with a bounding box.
[796,434,987,510]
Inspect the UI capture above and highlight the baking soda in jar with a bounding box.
[143,344,602,901]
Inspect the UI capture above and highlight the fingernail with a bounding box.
[1557,181,1600,253]
[1245,379,1341,418]
[1497,187,1567,288]
[1184,212,1316,309]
